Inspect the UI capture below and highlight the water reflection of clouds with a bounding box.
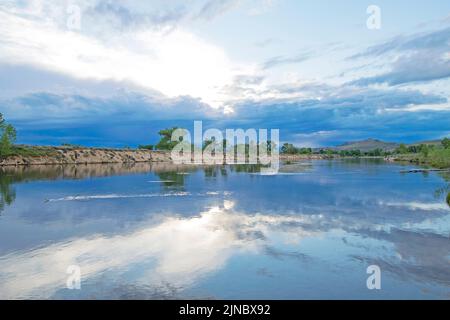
[381,201,450,212]
[0,201,322,299]
[0,197,449,299]
[351,228,450,288]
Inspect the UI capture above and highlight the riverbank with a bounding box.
[0,145,341,166]
[387,149,450,169]
[0,146,172,166]
[2,145,448,169]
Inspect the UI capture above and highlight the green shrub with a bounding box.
[0,114,17,158]
[138,145,154,150]
[442,138,450,149]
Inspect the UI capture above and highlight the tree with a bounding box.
[259,140,277,155]
[420,144,430,158]
[0,114,17,157]
[202,138,215,151]
[156,127,181,151]
[281,143,298,154]
[367,148,383,157]
[298,148,312,155]
[395,144,408,154]
[442,138,450,149]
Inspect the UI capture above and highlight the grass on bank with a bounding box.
[396,148,450,169]
[1,145,57,159]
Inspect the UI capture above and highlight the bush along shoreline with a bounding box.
[391,148,450,169]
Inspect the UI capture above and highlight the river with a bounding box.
[0,159,449,299]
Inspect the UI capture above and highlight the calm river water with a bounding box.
[0,159,449,299]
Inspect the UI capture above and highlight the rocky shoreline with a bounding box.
[0,146,397,167]
[0,147,172,166]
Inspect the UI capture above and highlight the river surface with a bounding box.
[0,159,449,299]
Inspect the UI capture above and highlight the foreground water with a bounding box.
[0,159,449,300]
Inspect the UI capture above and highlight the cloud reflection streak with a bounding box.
[0,202,319,299]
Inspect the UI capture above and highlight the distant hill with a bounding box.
[328,138,445,152]
[333,139,399,152]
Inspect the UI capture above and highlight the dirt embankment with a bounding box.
[0,147,172,166]
[0,147,373,167]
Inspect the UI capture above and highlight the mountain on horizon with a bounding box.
[329,138,444,152]
[333,138,399,152]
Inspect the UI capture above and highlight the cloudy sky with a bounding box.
[1,0,450,147]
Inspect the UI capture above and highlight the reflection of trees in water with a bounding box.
[229,162,313,174]
[0,163,204,182]
[204,166,228,178]
[0,173,16,214]
[279,162,313,173]
[230,164,263,173]
[155,171,187,190]
[436,171,450,207]
[0,166,55,213]
[0,163,201,212]
[156,165,229,188]
[341,158,385,165]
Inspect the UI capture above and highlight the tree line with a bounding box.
[279,140,450,157]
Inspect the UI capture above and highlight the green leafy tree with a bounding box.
[156,127,182,151]
[366,148,383,157]
[395,144,408,154]
[0,114,17,157]
[442,138,450,149]
[259,140,276,155]
[202,138,215,151]
[420,144,430,158]
[281,143,298,154]
[299,148,312,155]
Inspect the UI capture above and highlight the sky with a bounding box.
[1,0,450,147]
